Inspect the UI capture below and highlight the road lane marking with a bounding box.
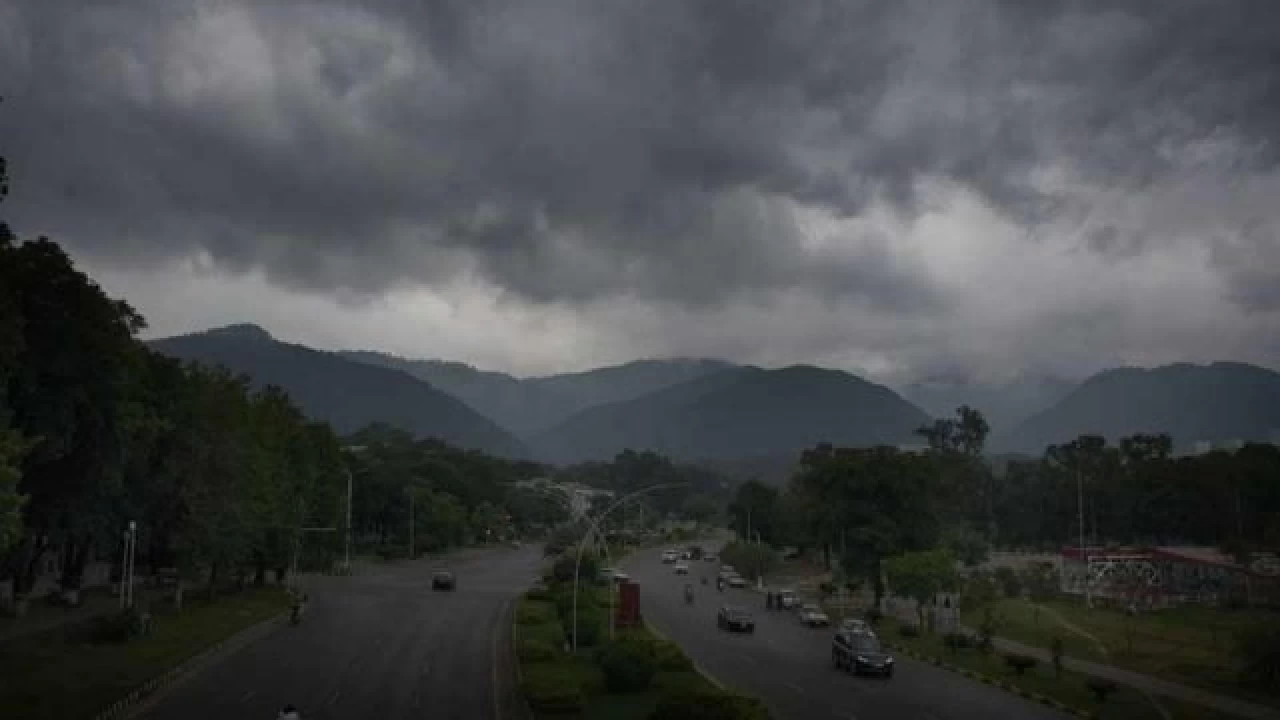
[325,689,341,706]
[740,655,759,666]
[783,681,806,694]
[239,690,257,702]
[491,597,512,720]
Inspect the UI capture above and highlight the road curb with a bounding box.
[642,617,726,691]
[510,595,535,720]
[883,640,1097,720]
[91,608,288,720]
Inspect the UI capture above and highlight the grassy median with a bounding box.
[0,587,290,720]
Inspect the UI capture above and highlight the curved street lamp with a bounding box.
[571,482,685,651]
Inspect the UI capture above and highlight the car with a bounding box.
[704,554,718,563]
[776,589,799,610]
[839,618,874,636]
[661,550,679,564]
[612,571,631,583]
[674,562,690,575]
[727,574,747,588]
[831,630,894,677]
[798,603,830,627]
[720,564,735,573]
[717,605,756,633]
[680,551,692,560]
[431,570,456,591]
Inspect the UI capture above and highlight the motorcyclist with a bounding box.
[278,704,302,720]
[684,583,694,604]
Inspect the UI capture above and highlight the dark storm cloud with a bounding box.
[2,0,1279,311]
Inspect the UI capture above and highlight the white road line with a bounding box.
[783,681,806,694]
[325,689,341,706]
[239,690,256,702]
[491,597,511,720]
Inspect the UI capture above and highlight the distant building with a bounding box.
[1060,545,1280,607]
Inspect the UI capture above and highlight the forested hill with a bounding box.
[534,365,931,464]
[996,362,1280,453]
[151,325,530,459]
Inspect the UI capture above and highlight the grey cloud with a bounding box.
[2,0,1279,316]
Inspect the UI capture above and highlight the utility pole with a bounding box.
[408,489,415,559]
[1077,466,1091,608]
[344,469,353,572]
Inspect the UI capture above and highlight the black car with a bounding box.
[431,570,456,591]
[831,630,894,677]
[717,605,755,633]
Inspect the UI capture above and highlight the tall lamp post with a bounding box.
[572,483,685,651]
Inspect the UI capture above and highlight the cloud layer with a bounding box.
[3,0,1278,381]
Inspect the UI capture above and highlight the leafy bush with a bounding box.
[1086,678,1117,703]
[88,608,151,643]
[898,623,920,638]
[864,607,883,627]
[1236,623,1280,689]
[518,636,559,662]
[649,688,772,720]
[523,665,586,714]
[652,638,695,672]
[551,552,599,586]
[596,635,659,692]
[1022,562,1060,601]
[567,604,606,648]
[994,566,1022,598]
[1003,653,1038,675]
[526,586,553,603]
[943,631,973,651]
[517,600,556,625]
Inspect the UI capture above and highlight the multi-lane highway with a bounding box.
[138,545,541,720]
[622,548,1069,720]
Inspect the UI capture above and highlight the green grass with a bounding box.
[985,597,1280,706]
[0,587,291,720]
[887,619,1169,720]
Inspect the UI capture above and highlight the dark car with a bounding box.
[717,605,756,633]
[431,570,456,591]
[831,630,894,677]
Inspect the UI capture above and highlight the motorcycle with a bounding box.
[684,585,694,605]
[289,593,308,626]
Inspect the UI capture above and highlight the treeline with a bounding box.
[554,449,731,530]
[0,158,565,604]
[729,405,1280,598]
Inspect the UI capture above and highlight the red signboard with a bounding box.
[616,581,640,628]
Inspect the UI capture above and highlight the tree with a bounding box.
[883,549,958,632]
[727,480,779,545]
[0,428,28,553]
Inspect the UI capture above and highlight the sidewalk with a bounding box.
[0,591,121,643]
[979,631,1280,720]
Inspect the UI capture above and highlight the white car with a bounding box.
[661,550,679,564]
[776,589,799,610]
[798,604,830,627]
[839,617,874,636]
[727,574,747,588]
[674,562,690,575]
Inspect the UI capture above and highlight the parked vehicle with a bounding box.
[727,574,747,588]
[776,589,799,610]
[717,605,756,633]
[674,562,690,575]
[431,570,456,591]
[831,630,894,677]
[839,618,874,636]
[662,550,679,564]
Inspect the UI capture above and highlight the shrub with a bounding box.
[652,638,695,672]
[994,566,1022,598]
[1003,653,1038,675]
[1086,678,1117,703]
[526,586,553,603]
[517,600,556,625]
[943,631,973,651]
[518,636,559,662]
[523,665,586,714]
[864,607,883,627]
[898,623,920,638]
[1236,623,1280,689]
[649,688,772,720]
[596,635,659,692]
[565,604,606,648]
[89,608,151,643]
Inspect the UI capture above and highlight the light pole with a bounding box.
[120,521,137,610]
[1076,466,1091,608]
[572,483,685,651]
[344,468,353,572]
[407,488,416,560]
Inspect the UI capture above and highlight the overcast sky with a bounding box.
[3,0,1278,384]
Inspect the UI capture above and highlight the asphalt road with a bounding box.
[137,545,542,720]
[622,549,1070,720]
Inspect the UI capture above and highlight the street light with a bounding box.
[572,482,685,651]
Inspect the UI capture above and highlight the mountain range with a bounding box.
[150,324,1280,470]
[148,325,529,458]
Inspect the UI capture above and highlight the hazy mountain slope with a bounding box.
[901,374,1077,434]
[534,365,931,464]
[339,352,734,435]
[152,325,529,458]
[996,362,1280,453]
